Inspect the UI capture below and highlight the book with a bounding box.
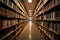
[51,12,55,20]
[43,22,48,28]
[7,20,11,27]
[51,23,54,31]
[0,20,3,28]
[13,4,16,10]
[55,23,59,33]
[47,22,50,29]
[3,0,7,4]
[0,20,8,29]
[8,0,12,7]
[44,15,46,20]
[3,20,7,28]
[55,10,60,21]
[6,9,11,17]
[0,7,6,16]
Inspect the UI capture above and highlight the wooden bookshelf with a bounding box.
[0,0,27,19]
[34,0,60,40]
[0,0,28,40]
[34,21,60,40]
[33,0,48,17]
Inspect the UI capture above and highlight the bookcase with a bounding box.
[34,0,60,40]
[0,0,27,40]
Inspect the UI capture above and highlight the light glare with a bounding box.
[28,0,32,3]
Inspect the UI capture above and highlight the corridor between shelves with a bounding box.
[16,21,43,40]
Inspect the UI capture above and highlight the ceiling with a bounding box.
[20,0,40,16]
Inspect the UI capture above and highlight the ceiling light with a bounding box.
[28,0,32,3]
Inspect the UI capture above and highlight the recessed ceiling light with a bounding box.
[29,10,31,12]
[28,0,32,3]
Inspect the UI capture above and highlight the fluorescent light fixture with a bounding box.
[29,10,32,12]
[28,0,32,3]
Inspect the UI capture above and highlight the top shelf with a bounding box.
[36,3,60,17]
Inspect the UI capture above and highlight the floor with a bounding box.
[16,21,43,40]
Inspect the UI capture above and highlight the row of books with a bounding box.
[9,22,27,40]
[18,0,25,11]
[0,6,22,18]
[36,10,60,21]
[0,0,27,40]
[0,0,26,17]
[39,28,50,40]
[35,0,60,18]
[43,10,60,21]
[35,0,60,40]
[34,0,48,15]
[38,25,60,40]
[0,20,27,40]
[0,19,27,30]
[0,0,23,12]
[0,26,15,39]
[0,0,16,10]
[37,21,60,34]
[0,20,18,29]
[41,0,60,13]
[36,15,43,20]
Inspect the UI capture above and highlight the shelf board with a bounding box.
[44,0,52,7]
[35,13,43,18]
[0,15,27,20]
[0,16,16,20]
[36,20,60,23]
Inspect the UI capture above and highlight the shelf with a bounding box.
[35,21,60,36]
[44,0,52,7]
[0,15,27,20]
[34,0,48,17]
[0,30,15,40]
[35,22,60,40]
[12,24,25,39]
[36,20,60,23]
[0,22,26,40]
[35,3,60,18]
[44,4,60,15]
[39,28,52,40]
[12,22,27,39]
[0,24,17,31]
[0,20,27,31]
[0,16,16,20]
[0,1,16,13]
[0,1,26,17]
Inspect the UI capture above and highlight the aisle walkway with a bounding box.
[16,21,42,40]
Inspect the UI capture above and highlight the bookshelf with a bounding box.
[0,0,27,40]
[34,0,60,40]
[33,0,48,17]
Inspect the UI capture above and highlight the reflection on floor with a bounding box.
[16,21,43,40]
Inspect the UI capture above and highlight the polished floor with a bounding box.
[16,21,43,40]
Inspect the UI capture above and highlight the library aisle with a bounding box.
[0,0,60,40]
[16,21,42,40]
